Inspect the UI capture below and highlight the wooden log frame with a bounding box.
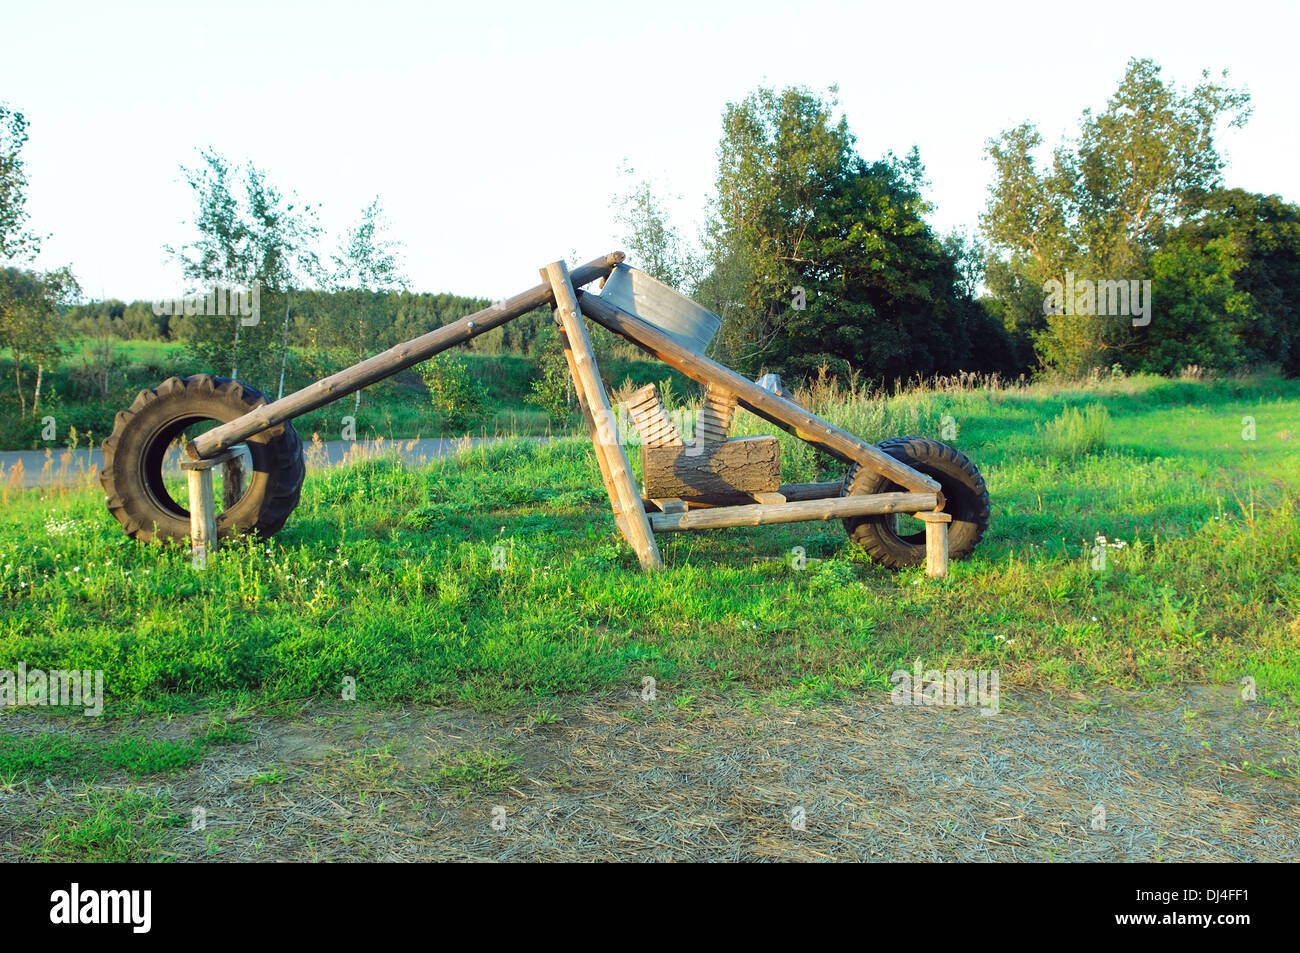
[167,248,950,572]
[575,291,942,501]
[544,261,662,571]
[188,252,628,459]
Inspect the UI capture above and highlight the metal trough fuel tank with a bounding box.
[598,263,721,356]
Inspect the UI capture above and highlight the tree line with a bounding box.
[617,60,1300,383]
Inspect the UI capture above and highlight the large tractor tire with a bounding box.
[842,436,990,569]
[100,375,304,543]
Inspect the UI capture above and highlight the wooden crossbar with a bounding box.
[647,492,938,531]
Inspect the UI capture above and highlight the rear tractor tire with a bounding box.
[100,374,304,543]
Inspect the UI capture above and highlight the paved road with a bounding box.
[0,436,544,489]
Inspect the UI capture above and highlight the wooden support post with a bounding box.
[181,447,240,565]
[222,450,246,510]
[544,261,662,571]
[549,293,630,541]
[185,467,216,565]
[918,511,952,578]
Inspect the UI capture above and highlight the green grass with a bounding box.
[101,736,206,774]
[25,790,185,862]
[0,373,1297,711]
[1036,404,1111,459]
[0,724,239,782]
[434,749,522,795]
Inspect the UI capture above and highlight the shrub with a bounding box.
[1037,404,1110,459]
[418,353,487,430]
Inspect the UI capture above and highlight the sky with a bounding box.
[3,0,1298,302]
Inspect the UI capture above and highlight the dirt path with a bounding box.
[2,685,1296,862]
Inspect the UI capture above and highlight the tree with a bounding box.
[1160,189,1300,375]
[167,149,322,389]
[418,353,485,431]
[1136,233,1250,373]
[775,149,1014,381]
[693,85,1012,383]
[981,58,1251,374]
[0,102,79,416]
[698,85,854,371]
[612,168,692,290]
[0,265,79,417]
[0,102,43,263]
[327,197,406,411]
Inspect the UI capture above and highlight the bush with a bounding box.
[1036,404,1110,460]
[418,353,487,430]
[526,347,573,426]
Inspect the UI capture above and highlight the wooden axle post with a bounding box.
[180,447,242,565]
[918,511,952,578]
[185,467,215,566]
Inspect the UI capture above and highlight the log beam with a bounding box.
[647,492,938,532]
[189,252,627,459]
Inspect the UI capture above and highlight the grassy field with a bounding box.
[1,371,1296,716]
